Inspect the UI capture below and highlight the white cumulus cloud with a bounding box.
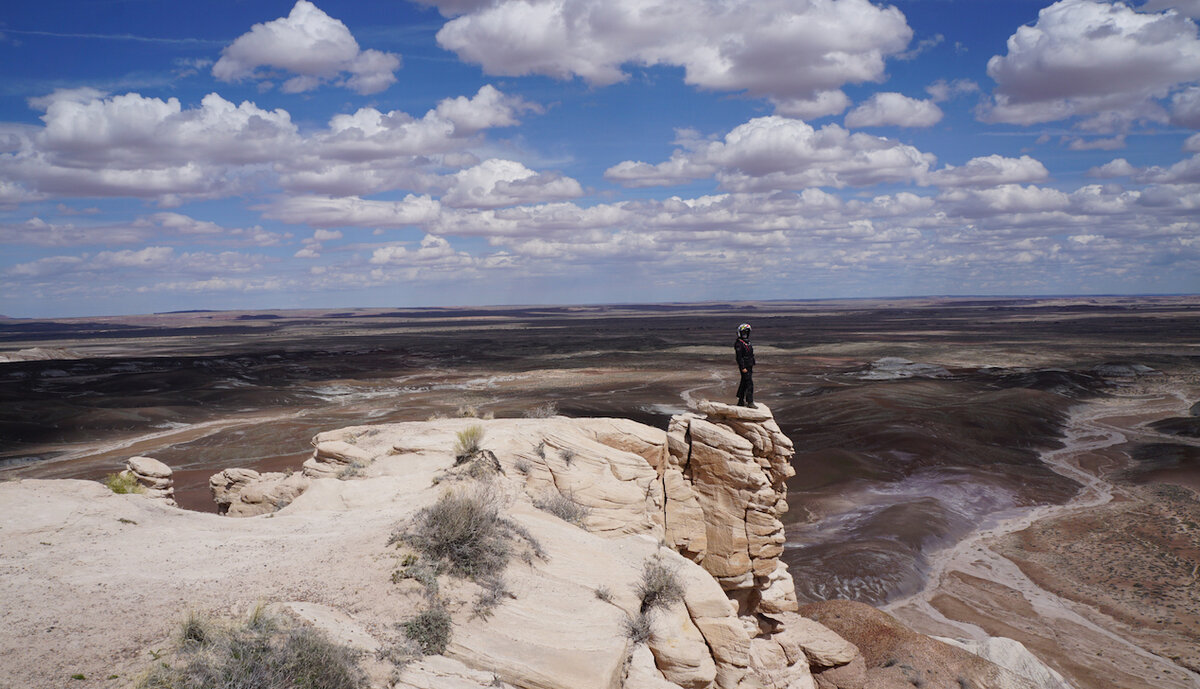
[927,155,1050,188]
[442,159,583,208]
[212,0,400,94]
[429,0,912,112]
[982,0,1200,128]
[844,92,944,128]
[606,116,936,191]
[1088,158,1138,177]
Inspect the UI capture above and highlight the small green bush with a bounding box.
[533,491,590,527]
[454,425,485,463]
[635,558,685,614]
[137,611,366,689]
[403,606,452,655]
[104,471,143,494]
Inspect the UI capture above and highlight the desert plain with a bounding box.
[1,296,1198,689]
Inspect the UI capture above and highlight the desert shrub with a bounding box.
[454,425,485,463]
[392,484,542,581]
[533,491,590,527]
[104,471,143,494]
[594,586,613,603]
[635,558,685,614]
[472,576,512,619]
[403,606,452,655]
[534,441,546,459]
[337,462,365,479]
[513,458,532,475]
[391,558,440,597]
[622,611,652,645]
[457,405,479,418]
[138,612,365,689]
[559,448,576,465]
[524,403,558,418]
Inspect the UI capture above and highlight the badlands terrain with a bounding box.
[1,296,1198,688]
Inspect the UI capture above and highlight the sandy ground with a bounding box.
[886,387,1200,689]
[0,469,444,688]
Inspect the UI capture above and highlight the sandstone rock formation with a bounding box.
[208,467,310,516]
[123,455,176,505]
[0,404,1062,689]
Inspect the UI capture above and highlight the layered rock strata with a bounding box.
[207,434,372,515]
[123,455,176,505]
[209,468,309,516]
[181,403,1061,689]
[661,401,798,614]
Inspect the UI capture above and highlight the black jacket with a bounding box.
[735,337,755,371]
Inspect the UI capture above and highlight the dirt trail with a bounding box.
[886,390,1200,689]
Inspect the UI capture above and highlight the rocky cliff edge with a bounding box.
[0,402,1060,689]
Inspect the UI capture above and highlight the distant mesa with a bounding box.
[235,314,282,320]
[154,309,219,314]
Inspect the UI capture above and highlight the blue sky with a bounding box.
[1,0,1198,318]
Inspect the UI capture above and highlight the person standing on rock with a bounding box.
[735,323,755,407]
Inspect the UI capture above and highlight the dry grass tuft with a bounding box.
[623,611,652,645]
[533,491,591,528]
[454,425,485,463]
[636,558,685,614]
[137,611,365,689]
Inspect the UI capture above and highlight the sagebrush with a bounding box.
[392,484,542,579]
[137,611,365,689]
[533,491,590,527]
[635,558,685,614]
[403,606,452,655]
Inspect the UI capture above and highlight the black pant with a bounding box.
[737,370,754,406]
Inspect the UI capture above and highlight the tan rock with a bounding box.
[696,400,773,423]
[127,456,172,479]
[770,613,858,669]
[626,644,687,689]
[757,563,800,615]
[124,457,176,505]
[648,600,719,688]
[397,655,512,689]
[208,468,310,516]
[663,467,707,560]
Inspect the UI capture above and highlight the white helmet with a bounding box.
[737,323,751,337]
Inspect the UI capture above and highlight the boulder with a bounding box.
[208,468,310,517]
[124,456,176,505]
